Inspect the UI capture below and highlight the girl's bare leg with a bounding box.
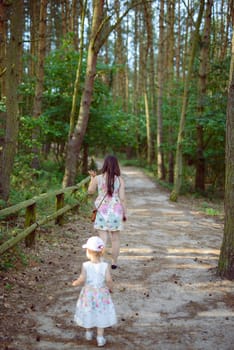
[97,327,106,346]
[110,231,120,266]
[97,327,104,337]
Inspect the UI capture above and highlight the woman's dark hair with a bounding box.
[101,155,120,196]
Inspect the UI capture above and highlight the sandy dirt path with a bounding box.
[0,166,233,350]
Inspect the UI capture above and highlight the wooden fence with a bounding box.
[0,177,90,255]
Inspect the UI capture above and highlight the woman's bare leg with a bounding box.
[110,231,120,266]
[98,230,108,246]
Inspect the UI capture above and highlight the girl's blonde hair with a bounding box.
[87,248,104,259]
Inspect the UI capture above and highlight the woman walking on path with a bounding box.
[88,155,127,269]
[72,236,117,347]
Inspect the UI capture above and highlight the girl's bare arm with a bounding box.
[72,265,86,286]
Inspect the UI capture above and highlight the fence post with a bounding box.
[55,192,65,225]
[25,203,37,247]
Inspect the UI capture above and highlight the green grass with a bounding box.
[201,201,222,216]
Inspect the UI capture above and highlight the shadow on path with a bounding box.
[1,166,233,350]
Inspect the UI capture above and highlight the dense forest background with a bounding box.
[0,1,233,276]
[0,0,232,203]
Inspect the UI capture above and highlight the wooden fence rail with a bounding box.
[0,176,90,255]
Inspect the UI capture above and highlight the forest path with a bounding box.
[1,166,234,350]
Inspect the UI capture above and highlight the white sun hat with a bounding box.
[82,236,105,252]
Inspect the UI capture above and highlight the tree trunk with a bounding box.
[29,1,40,78]
[0,0,23,202]
[68,0,87,137]
[195,0,213,192]
[148,28,156,162]
[62,0,104,187]
[143,1,155,165]
[0,2,7,185]
[132,7,141,158]
[71,0,79,49]
[0,1,6,96]
[82,142,89,174]
[167,0,175,183]
[157,0,166,179]
[61,0,70,37]
[218,32,234,280]
[144,91,152,164]
[31,0,48,170]
[112,0,127,112]
[170,0,205,201]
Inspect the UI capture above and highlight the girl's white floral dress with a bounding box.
[94,174,123,231]
[74,261,117,328]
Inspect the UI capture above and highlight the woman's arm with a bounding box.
[119,177,127,218]
[88,171,98,194]
[105,265,114,292]
[72,264,86,286]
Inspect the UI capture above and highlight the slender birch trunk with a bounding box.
[170,1,205,201]
[167,0,175,184]
[157,0,165,179]
[144,92,151,164]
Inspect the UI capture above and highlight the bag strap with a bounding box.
[96,193,107,210]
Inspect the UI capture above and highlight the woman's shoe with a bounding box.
[97,336,106,347]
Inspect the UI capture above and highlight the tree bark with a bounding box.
[143,1,155,165]
[144,91,152,164]
[62,0,104,187]
[167,0,175,184]
[0,0,23,202]
[157,0,166,179]
[31,0,48,170]
[170,0,205,201]
[0,2,7,179]
[112,0,128,112]
[0,1,6,95]
[132,7,141,159]
[29,1,40,78]
[71,0,79,49]
[195,0,213,192]
[68,0,87,137]
[218,32,234,280]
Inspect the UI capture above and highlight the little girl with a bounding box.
[72,236,117,347]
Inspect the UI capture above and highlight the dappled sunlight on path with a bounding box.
[3,166,233,350]
[114,166,233,349]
